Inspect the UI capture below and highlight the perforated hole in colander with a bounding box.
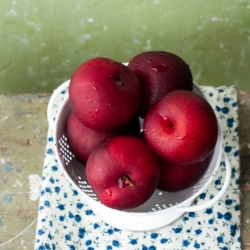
[76,178,98,200]
[57,133,100,201]
[58,135,75,166]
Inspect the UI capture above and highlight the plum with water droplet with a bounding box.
[86,136,160,210]
[66,112,140,165]
[69,57,141,130]
[143,90,218,165]
[128,51,193,118]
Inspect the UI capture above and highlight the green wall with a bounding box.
[0,0,249,94]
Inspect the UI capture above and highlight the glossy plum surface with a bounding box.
[69,57,141,130]
[66,112,140,165]
[157,153,212,192]
[86,136,160,210]
[128,51,193,117]
[143,90,218,165]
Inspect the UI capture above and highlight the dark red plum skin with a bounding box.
[157,153,212,192]
[143,90,218,165]
[128,51,193,118]
[69,57,141,130]
[66,112,140,165]
[86,136,160,210]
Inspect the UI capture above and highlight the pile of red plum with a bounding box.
[66,51,218,210]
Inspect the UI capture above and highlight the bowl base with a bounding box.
[86,196,194,231]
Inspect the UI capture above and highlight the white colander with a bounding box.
[47,79,231,231]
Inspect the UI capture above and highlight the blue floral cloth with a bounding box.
[35,85,241,250]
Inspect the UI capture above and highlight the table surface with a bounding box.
[0,90,249,250]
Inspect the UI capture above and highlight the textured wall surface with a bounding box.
[0,0,249,93]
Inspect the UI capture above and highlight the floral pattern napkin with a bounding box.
[35,85,241,250]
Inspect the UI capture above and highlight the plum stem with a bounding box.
[122,175,134,186]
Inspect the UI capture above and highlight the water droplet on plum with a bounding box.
[175,136,183,140]
[174,135,186,140]
[116,80,122,86]
[105,189,112,196]
[118,178,123,188]
[151,64,167,72]
[118,175,133,188]
[88,99,92,103]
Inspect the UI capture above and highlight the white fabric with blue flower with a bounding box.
[35,85,241,250]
